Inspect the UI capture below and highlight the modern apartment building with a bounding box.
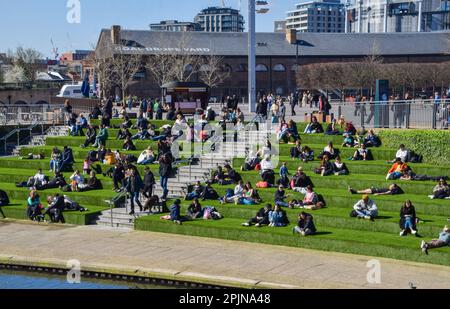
[149,20,201,32]
[286,0,346,33]
[194,7,245,32]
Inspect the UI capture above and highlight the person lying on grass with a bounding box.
[350,195,378,221]
[242,204,272,227]
[20,152,45,160]
[288,186,324,210]
[421,226,450,255]
[400,170,448,182]
[429,179,450,200]
[293,212,317,236]
[268,204,289,227]
[399,200,418,237]
[348,184,403,196]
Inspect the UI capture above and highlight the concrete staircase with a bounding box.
[12,126,70,156]
[96,127,272,229]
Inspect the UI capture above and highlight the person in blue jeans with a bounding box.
[125,169,143,215]
[159,153,172,200]
[269,204,289,227]
[399,200,418,236]
[274,185,291,208]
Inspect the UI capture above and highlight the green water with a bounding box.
[0,269,174,289]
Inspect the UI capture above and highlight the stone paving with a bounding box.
[0,221,449,289]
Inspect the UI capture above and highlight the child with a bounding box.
[83,158,91,175]
[278,162,290,188]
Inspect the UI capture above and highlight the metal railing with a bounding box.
[0,104,64,126]
[0,120,47,154]
[323,99,450,130]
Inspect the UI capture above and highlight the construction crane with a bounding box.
[50,38,59,61]
[221,0,226,7]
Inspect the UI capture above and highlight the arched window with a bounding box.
[273,64,286,72]
[255,64,268,72]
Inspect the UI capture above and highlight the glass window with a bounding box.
[273,64,286,72]
[255,64,268,72]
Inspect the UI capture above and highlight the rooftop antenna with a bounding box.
[221,0,226,8]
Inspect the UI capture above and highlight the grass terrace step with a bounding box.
[0,200,108,225]
[135,215,450,267]
[232,158,450,177]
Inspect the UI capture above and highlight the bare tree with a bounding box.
[170,32,202,82]
[110,46,143,104]
[198,54,230,89]
[13,47,43,83]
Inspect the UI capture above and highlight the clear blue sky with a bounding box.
[0,0,300,58]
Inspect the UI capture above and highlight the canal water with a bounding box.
[0,269,172,289]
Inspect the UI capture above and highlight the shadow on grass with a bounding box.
[314,231,333,236]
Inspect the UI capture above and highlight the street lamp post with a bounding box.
[248,0,269,114]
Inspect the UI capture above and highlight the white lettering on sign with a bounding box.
[114,46,211,53]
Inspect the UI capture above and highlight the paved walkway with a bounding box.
[0,221,449,289]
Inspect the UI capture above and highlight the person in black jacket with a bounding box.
[187,198,203,219]
[122,136,136,151]
[44,172,67,190]
[159,153,172,200]
[45,194,66,223]
[314,155,334,177]
[242,204,272,227]
[101,98,113,127]
[125,169,144,215]
[399,200,418,236]
[142,167,156,199]
[116,128,132,140]
[0,189,9,206]
[201,182,219,200]
[81,124,97,148]
[58,146,74,172]
[110,163,125,192]
[333,156,350,176]
[293,212,317,236]
[290,140,303,159]
[291,167,314,194]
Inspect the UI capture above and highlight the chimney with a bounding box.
[111,25,121,45]
[286,29,297,45]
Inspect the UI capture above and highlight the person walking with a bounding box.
[125,169,144,215]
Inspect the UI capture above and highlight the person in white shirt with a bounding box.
[392,144,409,163]
[260,155,274,173]
[27,169,47,188]
[33,169,46,183]
[351,195,378,220]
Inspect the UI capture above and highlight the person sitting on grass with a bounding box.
[116,128,132,140]
[421,226,450,255]
[219,180,244,204]
[137,147,155,165]
[78,171,103,192]
[304,116,323,134]
[333,156,349,176]
[289,186,322,210]
[268,204,289,227]
[131,127,151,141]
[291,167,314,194]
[350,195,378,221]
[429,179,450,199]
[222,164,241,185]
[274,185,291,208]
[318,141,340,160]
[187,198,203,219]
[120,116,132,130]
[235,182,261,205]
[200,182,219,201]
[325,119,341,136]
[122,136,136,151]
[314,155,334,177]
[351,144,372,161]
[389,144,409,164]
[349,183,403,196]
[290,139,303,159]
[25,169,47,189]
[93,124,108,148]
[45,194,66,224]
[241,150,260,171]
[363,130,381,147]
[260,155,275,186]
[242,204,272,227]
[293,212,317,236]
[185,181,205,201]
[160,199,183,225]
[69,170,84,192]
[386,158,409,180]
[342,133,356,148]
[399,200,418,237]
[27,190,44,221]
[44,171,67,190]
[300,146,314,163]
[343,122,357,136]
